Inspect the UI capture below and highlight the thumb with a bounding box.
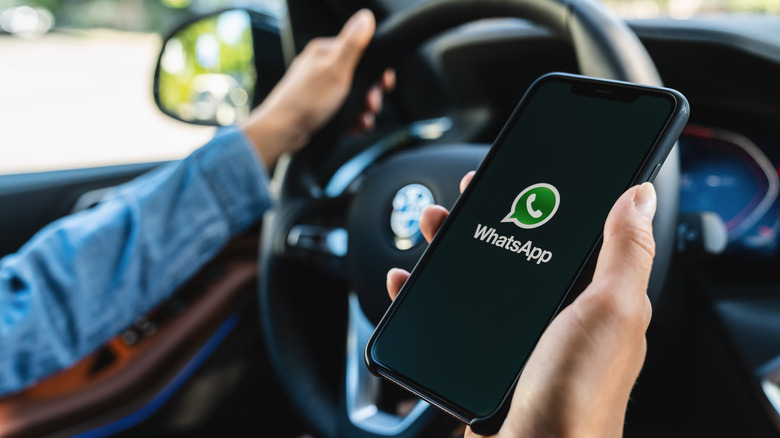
[592,182,657,298]
[335,9,376,72]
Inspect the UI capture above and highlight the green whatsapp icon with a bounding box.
[502,183,560,229]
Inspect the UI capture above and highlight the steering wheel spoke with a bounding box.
[286,223,349,279]
[345,293,431,435]
[273,195,352,280]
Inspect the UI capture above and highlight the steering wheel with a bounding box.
[259,0,679,436]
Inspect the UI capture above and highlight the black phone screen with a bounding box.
[369,75,680,419]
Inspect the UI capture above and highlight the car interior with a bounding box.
[1,0,780,437]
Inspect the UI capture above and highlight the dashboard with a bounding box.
[679,125,780,258]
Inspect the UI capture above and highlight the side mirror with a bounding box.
[153,9,286,126]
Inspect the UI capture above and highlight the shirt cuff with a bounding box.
[192,126,274,234]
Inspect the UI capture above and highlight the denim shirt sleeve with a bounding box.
[0,127,272,396]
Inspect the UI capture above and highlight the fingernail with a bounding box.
[634,182,657,220]
[387,268,398,281]
[346,9,372,34]
[362,112,375,127]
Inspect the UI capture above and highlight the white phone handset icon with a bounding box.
[526,193,543,219]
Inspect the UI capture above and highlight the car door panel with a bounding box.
[0,162,166,258]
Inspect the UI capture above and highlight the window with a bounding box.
[0,0,278,175]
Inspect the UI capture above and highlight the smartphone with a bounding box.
[364,72,689,432]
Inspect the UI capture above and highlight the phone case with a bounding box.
[365,72,690,435]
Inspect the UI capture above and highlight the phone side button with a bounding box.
[648,163,663,182]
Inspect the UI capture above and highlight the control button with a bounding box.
[648,163,663,181]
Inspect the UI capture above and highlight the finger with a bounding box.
[420,204,449,243]
[360,112,375,130]
[366,85,382,114]
[459,171,475,194]
[349,111,375,133]
[583,182,656,330]
[464,426,483,438]
[382,69,396,92]
[387,268,410,300]
[336,9,376,73]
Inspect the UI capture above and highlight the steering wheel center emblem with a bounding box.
[390,184,435,250]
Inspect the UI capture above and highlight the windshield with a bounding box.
[389,0,780,18]
[604,0,779,19]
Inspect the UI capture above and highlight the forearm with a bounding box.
[0,127,271,395]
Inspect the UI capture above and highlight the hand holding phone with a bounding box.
[369,73,689,434]
[387,177,658,438]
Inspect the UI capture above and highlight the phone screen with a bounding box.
[369,75,681,419]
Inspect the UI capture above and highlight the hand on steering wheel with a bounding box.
[387,173,657,438]
[241,9,395,169]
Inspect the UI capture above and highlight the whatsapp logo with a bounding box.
[502,183,560,229]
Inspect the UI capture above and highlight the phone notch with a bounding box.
[570,81,639,102]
